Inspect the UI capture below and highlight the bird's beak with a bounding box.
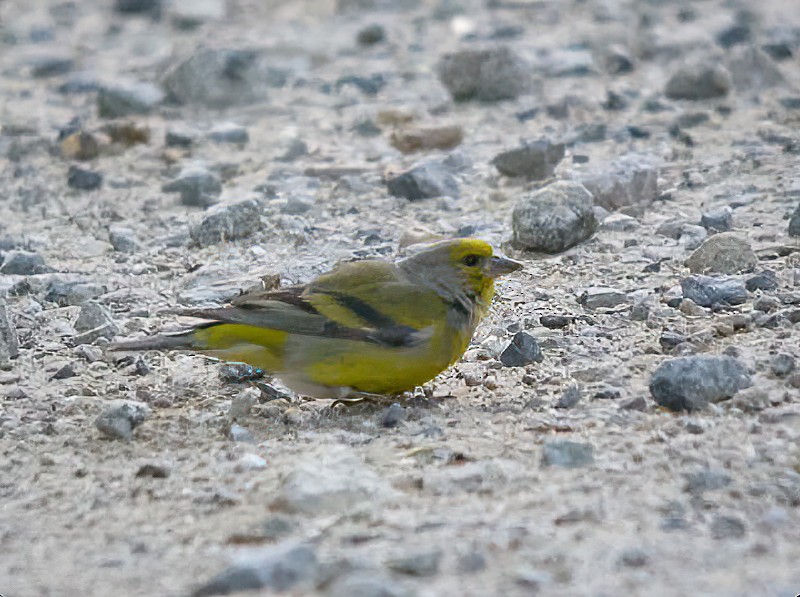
[488,255,524,278]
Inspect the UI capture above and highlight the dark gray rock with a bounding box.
[710,515,746,540]
[380,403,406,428]
[115,0,161,14]
[95,400,150,440]
[97,81,164,118]
[539,314,573,329]
[165,129,196,148]
[511,181,597,253]
[437,46,531,102]
[0,299,19,363]
[357,24,386,46]
[700,206,733,233]
[0,251,51,275]
[680,275,747,307]
[492,139,564,180]
[386,162,459,200]
[789,203,800,237]
[207,123,249,145]
[649,355,752,411]
[162,164,222,207]
[541,440,594,468]
[617,548,650,568]
[67,166,103,191]
[162,48,302,107]
[605,44,634,74]
[727,46,785,91]
[29,55,74,78]
[745,270,778,292]
[170,0,226,29]
[717,24,750,48]
[770,353,795,377]
[108,226,138,253]
[555,385,581,409]
[579,287,628,309]
[685,232,758,274]
[665,62,731,100]
[193,544,318,597]
[387,548,442,577]
[190,199,263,246]
[499,332,543,367]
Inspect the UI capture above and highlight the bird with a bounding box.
[110,238,523,398]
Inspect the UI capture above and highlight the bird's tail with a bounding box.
[107,328,203,352]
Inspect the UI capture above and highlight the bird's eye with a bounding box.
[462,254,480,267]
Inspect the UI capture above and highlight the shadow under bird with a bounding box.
[110,238,523,398]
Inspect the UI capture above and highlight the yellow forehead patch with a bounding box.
[449,238,493,261]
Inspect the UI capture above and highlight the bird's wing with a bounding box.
[178,261,444,347]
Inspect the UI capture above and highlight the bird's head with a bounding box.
[399,238,523,310]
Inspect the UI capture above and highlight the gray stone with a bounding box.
[649,355,752,412]
[499,332,543,367]
[745,270,778,292]
[540,47,595,77]
[511,181,597,253]
[685,232,758,274]
[67,165,103,191]
[115,0,161,14]
[75,300,119,337]
[492,139,564,180]
[541,440,594,468]
[386,162,459,200]
[665,62,731,100]
[617,548,650,568]
[683,469,731,494]
[437,46,531,102]
[680,275,747,307]
[789,203,800,237]
[387,548,442,577]
[357,24,386,46]
[162,165,222,207]
[170,0,226,29]
[605,44,634,74]
[700,205,733,233]
[0,299,19,363]
[326,570,410,597]
[710,515,746,540]
[272,448,394,514]
[770,353,795,377]
[97,81,164,118]
[190,199,263,246]
[727,46,785,91]
[556,385,581,409]
[208,123,249,145]
[95,400,150,440]
[165,129,196,148]
[193,543,318,597]
[162,48,302,108]
[108,226,138,253]
[0,251,51,275]
[380,403,406,428]
[577,154,659,213]
[579,287,628,309]
[29,55,74,78]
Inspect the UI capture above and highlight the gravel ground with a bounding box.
[1,0,800,596]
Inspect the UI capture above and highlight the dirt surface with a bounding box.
[1,0,800,596]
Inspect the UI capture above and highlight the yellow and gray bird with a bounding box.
[110,238,522,398]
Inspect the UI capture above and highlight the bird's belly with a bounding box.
[288,324,472,395]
